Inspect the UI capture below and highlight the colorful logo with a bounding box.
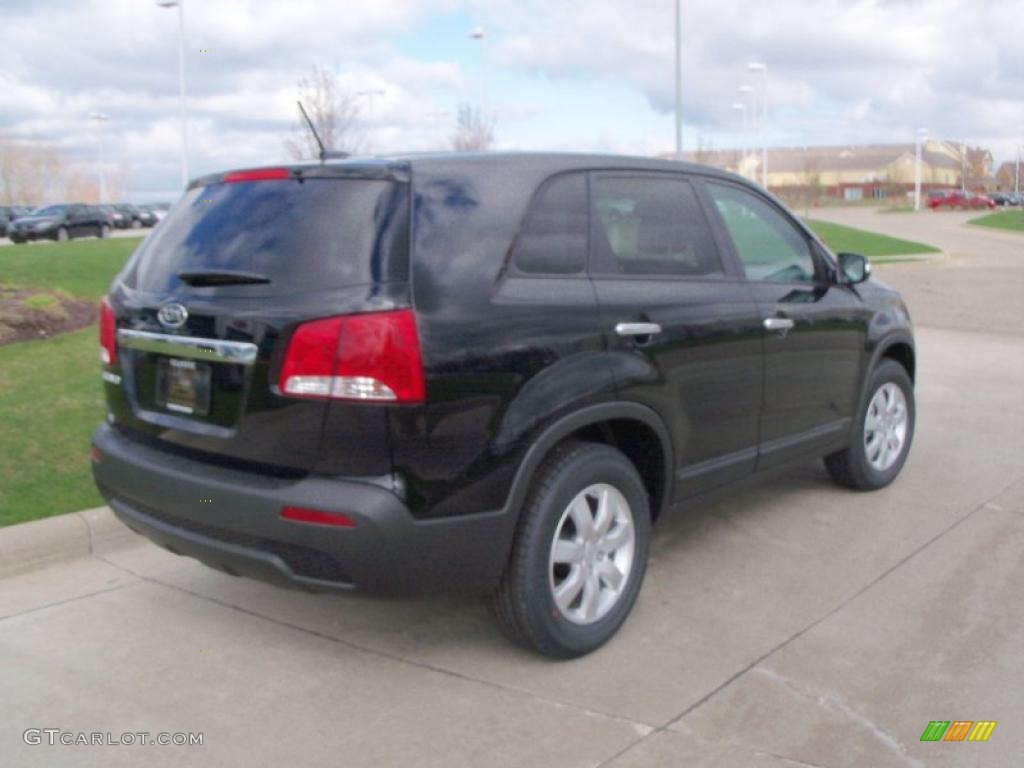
[920,721,996,742]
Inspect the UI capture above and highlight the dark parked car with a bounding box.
[8,203,112,243]
[1,205,31,234]
[989,192,1021,207]
[91,154,916,657]
[97,204,125,229]
[113,203,156,229]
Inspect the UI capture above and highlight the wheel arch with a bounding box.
[501,402,674,525]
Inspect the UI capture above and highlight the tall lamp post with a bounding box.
[914,127,928,212]
[88,112,110,204]
[732,103,747,176]
[156,0,189,189]
[748,61,768,187]
[356,89,386,150]
[738,85,756,178]
[1016,143,1020,198]
[470,27,488,119]
[674,0,683,158]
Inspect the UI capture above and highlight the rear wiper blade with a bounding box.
[177,269,271,286]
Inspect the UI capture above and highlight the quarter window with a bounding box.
[511,173,587,275]
[591,175,723,277]
[706,182,816,283]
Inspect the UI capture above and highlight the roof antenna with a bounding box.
[297,100,349,162]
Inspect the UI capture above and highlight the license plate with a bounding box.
[157,358,211,416]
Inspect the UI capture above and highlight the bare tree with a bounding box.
[0,135,65,205]
[450,103,495,151]
[285,65,363,160]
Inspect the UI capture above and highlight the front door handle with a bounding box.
[763,317,795,333]
[615,322,662,337]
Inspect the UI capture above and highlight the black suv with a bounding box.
[91,154,915,657]
[8,203,112,243]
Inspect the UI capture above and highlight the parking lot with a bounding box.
[2,207,1022,767]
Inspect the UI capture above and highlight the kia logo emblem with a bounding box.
[158,303,188,329]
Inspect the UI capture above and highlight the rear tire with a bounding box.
[825,360,914,490]
[492,441,650,658]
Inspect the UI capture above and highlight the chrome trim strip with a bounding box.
[116,329,258,365]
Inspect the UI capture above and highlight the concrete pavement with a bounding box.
[2,210,1022,767]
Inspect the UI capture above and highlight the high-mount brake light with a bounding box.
[222,168,291,183]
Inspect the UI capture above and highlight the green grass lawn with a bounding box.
[0,328,106,525]
[0,238,138,526]
[1,237,141,300]
[803,219,939,259]
[967,209,1024,233]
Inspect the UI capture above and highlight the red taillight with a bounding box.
[222,168,291,183]
[280,506,356,528]
[99,297,116,366]
[90,446,102,463]
[278,310,425,403]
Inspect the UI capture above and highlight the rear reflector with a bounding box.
[223,168,291,183]
[99,297,116,366]
[280,506,356,528]
[278,310,425,403]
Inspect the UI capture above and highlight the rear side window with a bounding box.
[121,178,409,294]
[591,174,723,277]
[511,173,587,275]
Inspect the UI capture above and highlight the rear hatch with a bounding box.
[101,164,412,475]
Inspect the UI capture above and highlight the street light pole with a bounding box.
[739,85,755,177]
[1016,144,1020,197]
[914,128,928,212]
[356,89,385,150]
[157,0,189,189]
[470,27,488,119]
[748,61,767,187]
[732,103,746,176]
[674,0,683,158]
[88,112,110,204]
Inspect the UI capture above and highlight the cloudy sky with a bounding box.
[1,0,1021,201]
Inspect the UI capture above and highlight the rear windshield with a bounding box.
[120,178,409,295]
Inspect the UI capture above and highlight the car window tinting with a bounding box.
[706,182,816,284]
[120,178,409,295]
[591,175,723,277]
[511,173,587,275]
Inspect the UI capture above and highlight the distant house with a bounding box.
[994,161,1021,192]
[675,140,990,201]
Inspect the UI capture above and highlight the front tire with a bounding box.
[825,360,915,490]
[492,441,651,658]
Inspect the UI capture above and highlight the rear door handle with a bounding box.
[615,322,662,337]
[763,317,795,333]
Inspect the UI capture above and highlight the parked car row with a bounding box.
[4,202,168,242]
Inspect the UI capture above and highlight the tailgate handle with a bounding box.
[117,329,258,365]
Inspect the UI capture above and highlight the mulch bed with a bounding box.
[0,286,97,346]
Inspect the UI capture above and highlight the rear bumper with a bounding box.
[91,423,517,596]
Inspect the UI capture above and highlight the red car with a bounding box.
[927,190,996,210]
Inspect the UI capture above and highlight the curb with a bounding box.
[0,506,140,580]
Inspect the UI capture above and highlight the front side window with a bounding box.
[511,173,588,275]
[707,182,816,283]
[591,174,723,277]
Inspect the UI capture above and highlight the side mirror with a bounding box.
[837,252,871,285]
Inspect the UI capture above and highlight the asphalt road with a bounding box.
[2,208,1022,767]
